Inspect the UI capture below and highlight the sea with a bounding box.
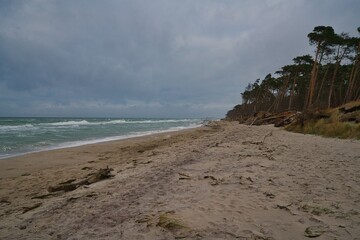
[0,117,205,159]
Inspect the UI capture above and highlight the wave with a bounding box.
[40,119,198,126]
[63,123,202,147]
[39,119,126,126]
[0,122,203,160]
[0,124,37,132]
[125,119,200,124]
[0,119,202,132]
[41,120,90,126]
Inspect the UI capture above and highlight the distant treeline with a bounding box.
[227,26,360,119]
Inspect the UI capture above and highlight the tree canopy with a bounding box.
[228,26,360,119]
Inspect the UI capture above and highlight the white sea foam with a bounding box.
[39,119,197,127]
[0,122,203,160]
[0,119,199,131]
[41,120,91,126]
[44,123,202,150]
[0,117,206,160]
[0,124,37,132]
[125,119,197,124]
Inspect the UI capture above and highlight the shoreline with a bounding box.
[0,123,204,161]
[0,124,208,179]
[1,121,359,239]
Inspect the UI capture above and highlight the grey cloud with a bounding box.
[0,0,359,117]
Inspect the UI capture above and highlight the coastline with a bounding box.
[0,124,206,178]
[0,118,205,160]
[1,121,359,239]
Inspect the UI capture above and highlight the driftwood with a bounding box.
[47,166,113,193]
[340,111,360,123]
[274,113,300,127]
[31,192,62,200]
[339,102,360,113]
[245,111,298,127]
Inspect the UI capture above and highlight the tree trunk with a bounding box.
[327,61,340,108]
[344,42,360,103]
[273,76,290,112]
[316,65,329,106]
[345,63,357,103]
[328,45,349,108]
[306,43,321,109]
[288,75,297,110]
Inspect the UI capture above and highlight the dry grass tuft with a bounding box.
[156,213,188,231]
[286,101,360,139]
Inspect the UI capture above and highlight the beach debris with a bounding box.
[47,183,77,193]
[276,202,292,210]
[47,166,114,193]
[22,202,42,214]
[139,160,153,165]
[81,166,92,170]
[0,198,11,205]
[66,196,81,202]
[304,225,328,238]
[236,230,268,240]
[309,217,323,223]
[204,175,219,185]
[238,176,254,185]
[299,203,334,216]
[275,202,296,214]
[21,173,31,176]
[246,177,254,183]
[84,166,113,184]
[178,172,191,180]
[242,140,263,145]
[86,193,97,198]
[136,215,151,224]
[156,212,190,238]
[147,151,158,157]
[59,178,76,185]
[31,192,62,199]
[249,111,300,127]
[205,121,222,130]
[264,192,276,199]
[18,225,27,230]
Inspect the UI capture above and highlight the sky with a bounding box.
[0,0,359,118]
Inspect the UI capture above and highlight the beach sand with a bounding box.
[0,121,359,239]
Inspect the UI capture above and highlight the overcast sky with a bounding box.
[0,0,359,118]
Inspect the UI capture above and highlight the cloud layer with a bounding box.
[1,0,359,117]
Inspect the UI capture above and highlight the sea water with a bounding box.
[0,118,204,159]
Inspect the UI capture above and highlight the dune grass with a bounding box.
[286,103,360,139]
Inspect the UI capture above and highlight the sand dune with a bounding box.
[0,121,359,239]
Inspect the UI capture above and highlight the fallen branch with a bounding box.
[178,172,191,180]
[47,166,113,193]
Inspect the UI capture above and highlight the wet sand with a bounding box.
[0,121,359,239]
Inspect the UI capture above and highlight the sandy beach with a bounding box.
[0,121,359,239]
